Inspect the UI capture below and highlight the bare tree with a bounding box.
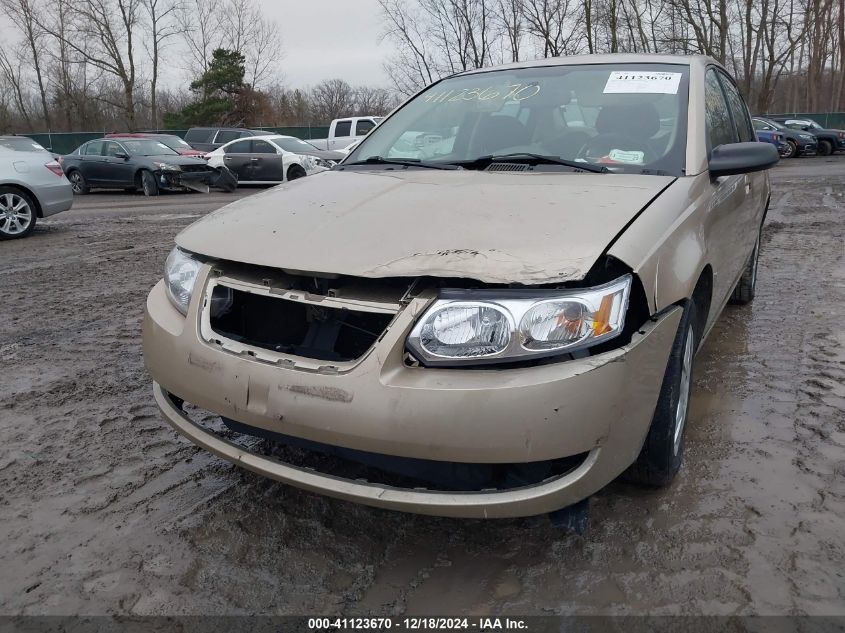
[143,0,181,129]
[1,0,51,128]
[310,79,356,121]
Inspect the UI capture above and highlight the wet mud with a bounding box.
[1,163,843,615]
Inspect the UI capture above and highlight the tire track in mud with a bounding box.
[0,166,844,615]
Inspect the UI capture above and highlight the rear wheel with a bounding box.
[625,302,698,487]
[0,187,37,240]
[818,139,833,156]
[67,170,89,194]
[729,229,761,305]
[287,165,306,181]
[140,170,159,196]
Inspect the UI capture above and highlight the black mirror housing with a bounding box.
[115,152,129,160]
[709,142,779,178]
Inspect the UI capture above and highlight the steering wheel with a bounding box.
[576,132,652,163]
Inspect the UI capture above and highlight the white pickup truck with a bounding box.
[307,116,382,151]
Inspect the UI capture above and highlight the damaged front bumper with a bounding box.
[143,268,681,518]
[157,165,237,193]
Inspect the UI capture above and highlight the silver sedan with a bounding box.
[0,144,73,239]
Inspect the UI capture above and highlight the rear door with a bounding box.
[212,130,242,150]
[221,139,253,180]
[329,119,353,150]
[249,139,285,182]
[79,141,105,183]
[184,128,215,151]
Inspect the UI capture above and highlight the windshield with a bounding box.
[163,136,192,149]
[347,63,690,175]
[122,140,178,156]
[271,137,318,153]
[0,137,46,152]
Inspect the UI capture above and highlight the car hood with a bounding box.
[298,148,346,161]
[148,154,209,166]
[176,169,675,285]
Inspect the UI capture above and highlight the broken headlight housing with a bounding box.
[154,162,181,171]
[164,247,202,315]
[406,275,631,366]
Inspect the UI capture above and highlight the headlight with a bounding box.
[315,158,334,169]
[801,134,815,141]
[154,162,181,171]
[407,275,632,365]
[165,247,202,314]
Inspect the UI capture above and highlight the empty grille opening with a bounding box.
[222,415,589,493]
[209,286,394,362]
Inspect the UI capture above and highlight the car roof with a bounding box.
[453,52,720,77]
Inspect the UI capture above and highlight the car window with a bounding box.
[103,141,125,157]
[252,140,277,154]
[214,130,241,145]
[334,120,352,137]
[120,140,177,156]
[271,137,318,153]
[752,119,772,131]
[704,69,738,150]
[224,140,252,154]
[83,141,104,156]
[356,120,375,135]
[185,129,213,143]
[348,63,691,175]
[718,73,755,142]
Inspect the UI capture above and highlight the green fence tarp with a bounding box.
[764,112,845,128]
[22,126,331,155]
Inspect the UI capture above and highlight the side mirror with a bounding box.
[709,142,779,178]
[114,152,129,160]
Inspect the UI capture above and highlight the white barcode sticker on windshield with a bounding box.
[603,71,682,94]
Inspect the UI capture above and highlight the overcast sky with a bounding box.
[267,0,392,88]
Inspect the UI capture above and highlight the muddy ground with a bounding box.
[1,160,843,616]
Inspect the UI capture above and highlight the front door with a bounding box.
[100,141,135,186]
[249,140,285,182]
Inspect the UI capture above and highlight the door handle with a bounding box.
[224,156,233,161]
[250,157,259,162]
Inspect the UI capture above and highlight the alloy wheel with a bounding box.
[673,326,695,456]
[0,192,33,236]
[69,172,83,193]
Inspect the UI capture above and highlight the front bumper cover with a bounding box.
[143,271,681,518]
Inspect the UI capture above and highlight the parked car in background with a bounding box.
[752,117,817,158]
[183,127,267,152]
[106,133,206,157]
[306,116,382,151]
[144,54,778,518]
[61,138,234,196]
[0,147,72,239]
[266,135,346,163]
[204,136,331,184]
[769,117,845,156]
[754,128,789,157]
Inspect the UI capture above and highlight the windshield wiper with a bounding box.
[343,156,460,170]
[455,153,609,173]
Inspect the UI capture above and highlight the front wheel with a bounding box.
[783,139,798,158]
[287,165,306,181]
[818,139,833,156]
[0,187,37,239]
[140,170,159,197]
[625,302,698,487]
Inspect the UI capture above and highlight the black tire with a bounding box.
[140,170,159,196]
[818,139,833,156]
[67,170,89,194]
[287,165,306,181]
[625,301,698,487]
[729,229,761,305]
[0,186,38,240]
[783,139,798,158]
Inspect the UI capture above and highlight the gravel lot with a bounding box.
[1,159,843,616]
